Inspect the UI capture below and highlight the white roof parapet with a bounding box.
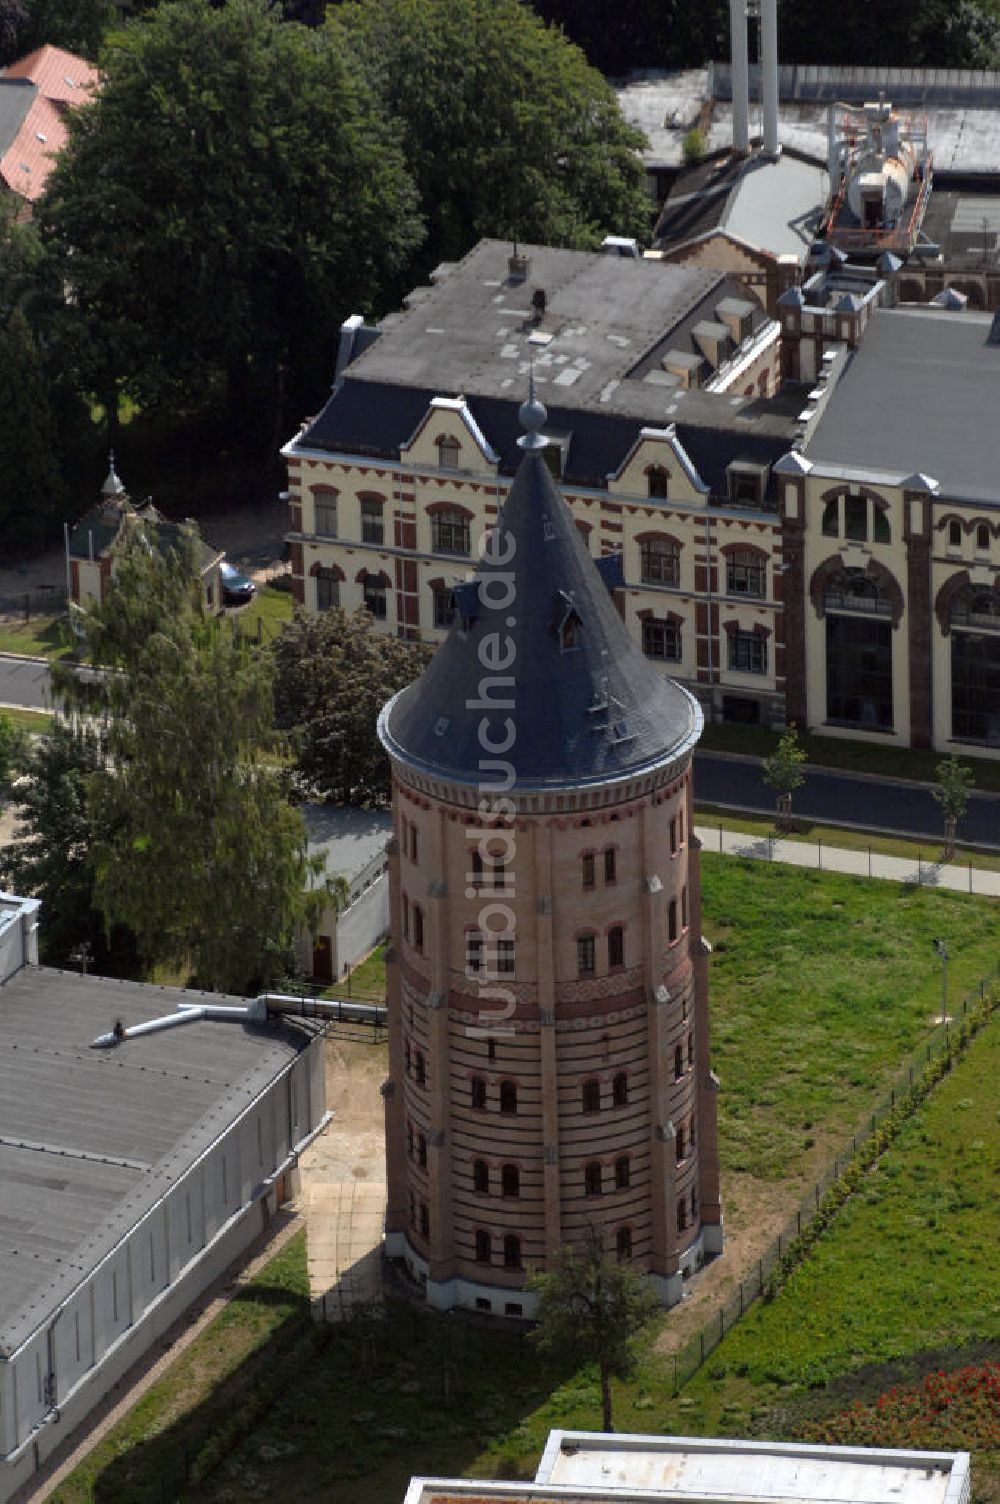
[774,450,813,475]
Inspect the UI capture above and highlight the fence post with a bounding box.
[817,837,822,870]
[970,862,973,894]
[700,1330,705,1363]
[22,592,29,622]
[868,846,872,878]
[719,822,723,853]
[918,853,922,884]
[720,1309,724,1342]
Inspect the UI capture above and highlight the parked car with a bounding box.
[220,560,256,607]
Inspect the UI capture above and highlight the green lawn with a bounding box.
[0,612,71,659]
[699,722,1000,795]
[649,1008,1000,1439]
[0,706,53,735]
[229,581,295,643]
[701,855,998,1180]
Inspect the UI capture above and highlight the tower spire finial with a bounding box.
[517,359,548,452]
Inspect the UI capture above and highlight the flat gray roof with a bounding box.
[303,804,392,887]
[805,306,1000,501]
[538,1433,970,1504]
[0,967,316,1355]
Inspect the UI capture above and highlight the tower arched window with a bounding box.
[616,1225,633,1262]
[503,1234,522,1269]
[615,1155,631,1190]
[608,925,625,970]
[466,929,483,975]
[499,1079,518,1114]
[581,851,595,889]
[406,1121,414,1158]
[419,1202,430,1238]
[414,1050,426,1086]
[417,1132,427,1168]
[584,1161,603,1196]
[577,932,596,977]
[413,904,425,953]
[471,1076,487,1110]
[473,1158,489,1193]
[675,1125,685,1163]
[668,900,678,943]
[612,1071,628,1107]
[501,1164,520,1198]
[604,847,617,884]
[674,1045,683,1080]
[691,1186,699,1221]
[677,1197,688,1233]
[582,1078,601,1113]
[475,1229,491,1263]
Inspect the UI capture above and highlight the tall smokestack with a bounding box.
[762,0,780,157]
[730,0,749,155]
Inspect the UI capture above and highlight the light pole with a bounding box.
[933,939,949,1026]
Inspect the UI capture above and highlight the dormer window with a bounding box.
[555,591,582,652]
[436,434,461,470]
[726,462,768,509]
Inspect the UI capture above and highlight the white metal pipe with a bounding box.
[762,0,779,156]
[730,0,750,154]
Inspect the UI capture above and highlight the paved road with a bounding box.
[693,751,1000,848]
[0,655,51,711]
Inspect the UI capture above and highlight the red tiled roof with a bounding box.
[0,92,69,201]
[4,44,99,105]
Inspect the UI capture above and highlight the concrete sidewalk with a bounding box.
[695,824,1000,897]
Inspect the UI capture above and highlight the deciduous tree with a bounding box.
[333,0,650,270]
[932,755,975,859]
[40,0,422,443]
[54,525,324,992]
[273,607,427,806]
[761,725,807,831]
[529,1225,661,1432]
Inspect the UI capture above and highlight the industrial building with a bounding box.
[405,1431,972,1504]
[377,390,722,1315]
[0,891,326,1502]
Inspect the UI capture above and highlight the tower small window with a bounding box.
[466,930,483,975]
[615,1155,631,1190]
[414,1050,426,1086]
[616,1225,633,1262]
[496,938,516,977]
[501,1163,520,1198]
[418,1132,427,1168]
[670,817,678,855]
[413,904,425,953]
[668,899,678,943]
[674,1045,684,1080]
[608,925,624,969]
[604,847,617,884]
[419,1202,430,1238]
[676,1125,685,1163]
[407,1121,414,1158]
[581,852,595,889]
[475,1228,491,1263]
[677,1197,688,1233]
[499,1079,518,1114]
[584,1161,603,1196]
[582,1078,601,1113]
[473,1158,489,1193]
[612,1071,628,1106]
[691,1186,699,1220]
[688,1033,694,1069]
[577,933,596,976]
[471,1075,487,1110]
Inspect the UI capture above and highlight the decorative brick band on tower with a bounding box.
[377,390,722,1316]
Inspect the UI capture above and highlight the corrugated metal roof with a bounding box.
[0,967,316,1354]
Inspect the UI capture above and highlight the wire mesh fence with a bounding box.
[0,584,67,621]
[665,960,1000,1396]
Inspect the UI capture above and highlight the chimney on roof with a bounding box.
[761,0,780,158]
[531,287,547,322]
[729,0,749,154]
[508,245,530,282]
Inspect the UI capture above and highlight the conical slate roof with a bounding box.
[379,427,701,793]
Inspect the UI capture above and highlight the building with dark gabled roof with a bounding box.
[283,238,798,732]
[378,391,721,1316]
[66,455,225,616]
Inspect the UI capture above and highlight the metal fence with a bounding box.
[707,822,1000,896]
[665,961,1000,1395]
[0,584,67,622]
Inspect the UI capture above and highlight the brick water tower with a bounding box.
[378,390,722,1315]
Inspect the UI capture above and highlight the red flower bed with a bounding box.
[800,1362,1000,1451]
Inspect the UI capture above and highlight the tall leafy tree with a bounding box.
[20,0,114,59]
[273,607,427,806]
[529,1226,661,1432]
[0,720,140,972]
[55,525,324,992]
[40,0,422,442]
[333,0,650,270]
[0,307,65,552]
[0,711,27,805]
